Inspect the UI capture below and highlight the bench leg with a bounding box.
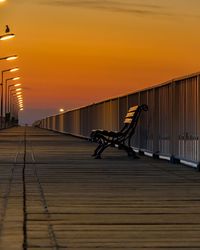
[92,143,103,157]
[119,145,139,158]
[95,143,111,159]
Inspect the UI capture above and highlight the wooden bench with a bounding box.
[90,104,148,159]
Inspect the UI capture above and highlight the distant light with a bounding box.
[14,83,21,87]
[20,108,24,111]
[6,55,18,61]
[16,88,22,91]
[10,68,19,72]
[0,0,6,3]
[59,108,64,112]
[13,77,20,81]
[0,33,15,41]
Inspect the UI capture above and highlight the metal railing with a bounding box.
[35,72,200,166]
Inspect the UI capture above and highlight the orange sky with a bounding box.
[1,0,200,124]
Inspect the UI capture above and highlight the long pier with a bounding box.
[0,126,200,249]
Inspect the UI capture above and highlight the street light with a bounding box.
[14,83,21,87]
[0,55,18,61]
[0,33,15,41]
[5,77,20,116]
[8,84,22,113]
[10,68,19,72]
[12,77,20,81]
[10,95,23,125]
[0,67,19,128]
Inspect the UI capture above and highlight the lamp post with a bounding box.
[0,67,19,128]
[9,88,23,113]
[5,77,20,126]
[11,96,23,125]
[8,90,23,126]
[10,95,23,125]
[0,23,17,126]
[8,83,21,113]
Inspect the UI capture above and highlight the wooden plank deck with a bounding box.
[0,126,200,249]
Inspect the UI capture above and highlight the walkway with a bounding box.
[0,127,200,249]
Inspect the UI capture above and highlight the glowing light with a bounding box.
[16,88,22,91]
[10,68,19,72]
[6,55,18,61]
[0,34,15,41]
[14,83,21,87]
[59,108,64,112]
[13,77,20,81]
[0,0,6,3]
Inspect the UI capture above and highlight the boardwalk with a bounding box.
[0,127,200,249]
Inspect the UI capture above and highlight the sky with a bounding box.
[0,0,200,124]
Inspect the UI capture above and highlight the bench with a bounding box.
[90,104,148,159]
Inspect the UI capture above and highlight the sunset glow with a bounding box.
[1,1,200,124]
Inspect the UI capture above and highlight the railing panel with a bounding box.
[139,91,148,150]
[146,89,154,152]
[111,99,119,132]
[59,114,64,132]
[119,96,128,130]
[55,115,59,131]
[37,72,200,165]
[104,101,112,131]
[158,84,172,156]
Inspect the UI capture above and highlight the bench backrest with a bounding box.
[124,105,139,124]
[120,104,148,143]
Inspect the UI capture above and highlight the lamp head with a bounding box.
[0,34,15,41]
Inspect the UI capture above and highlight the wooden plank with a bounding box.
[0,127,200,249]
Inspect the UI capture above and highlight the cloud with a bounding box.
[39,0,170,16]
